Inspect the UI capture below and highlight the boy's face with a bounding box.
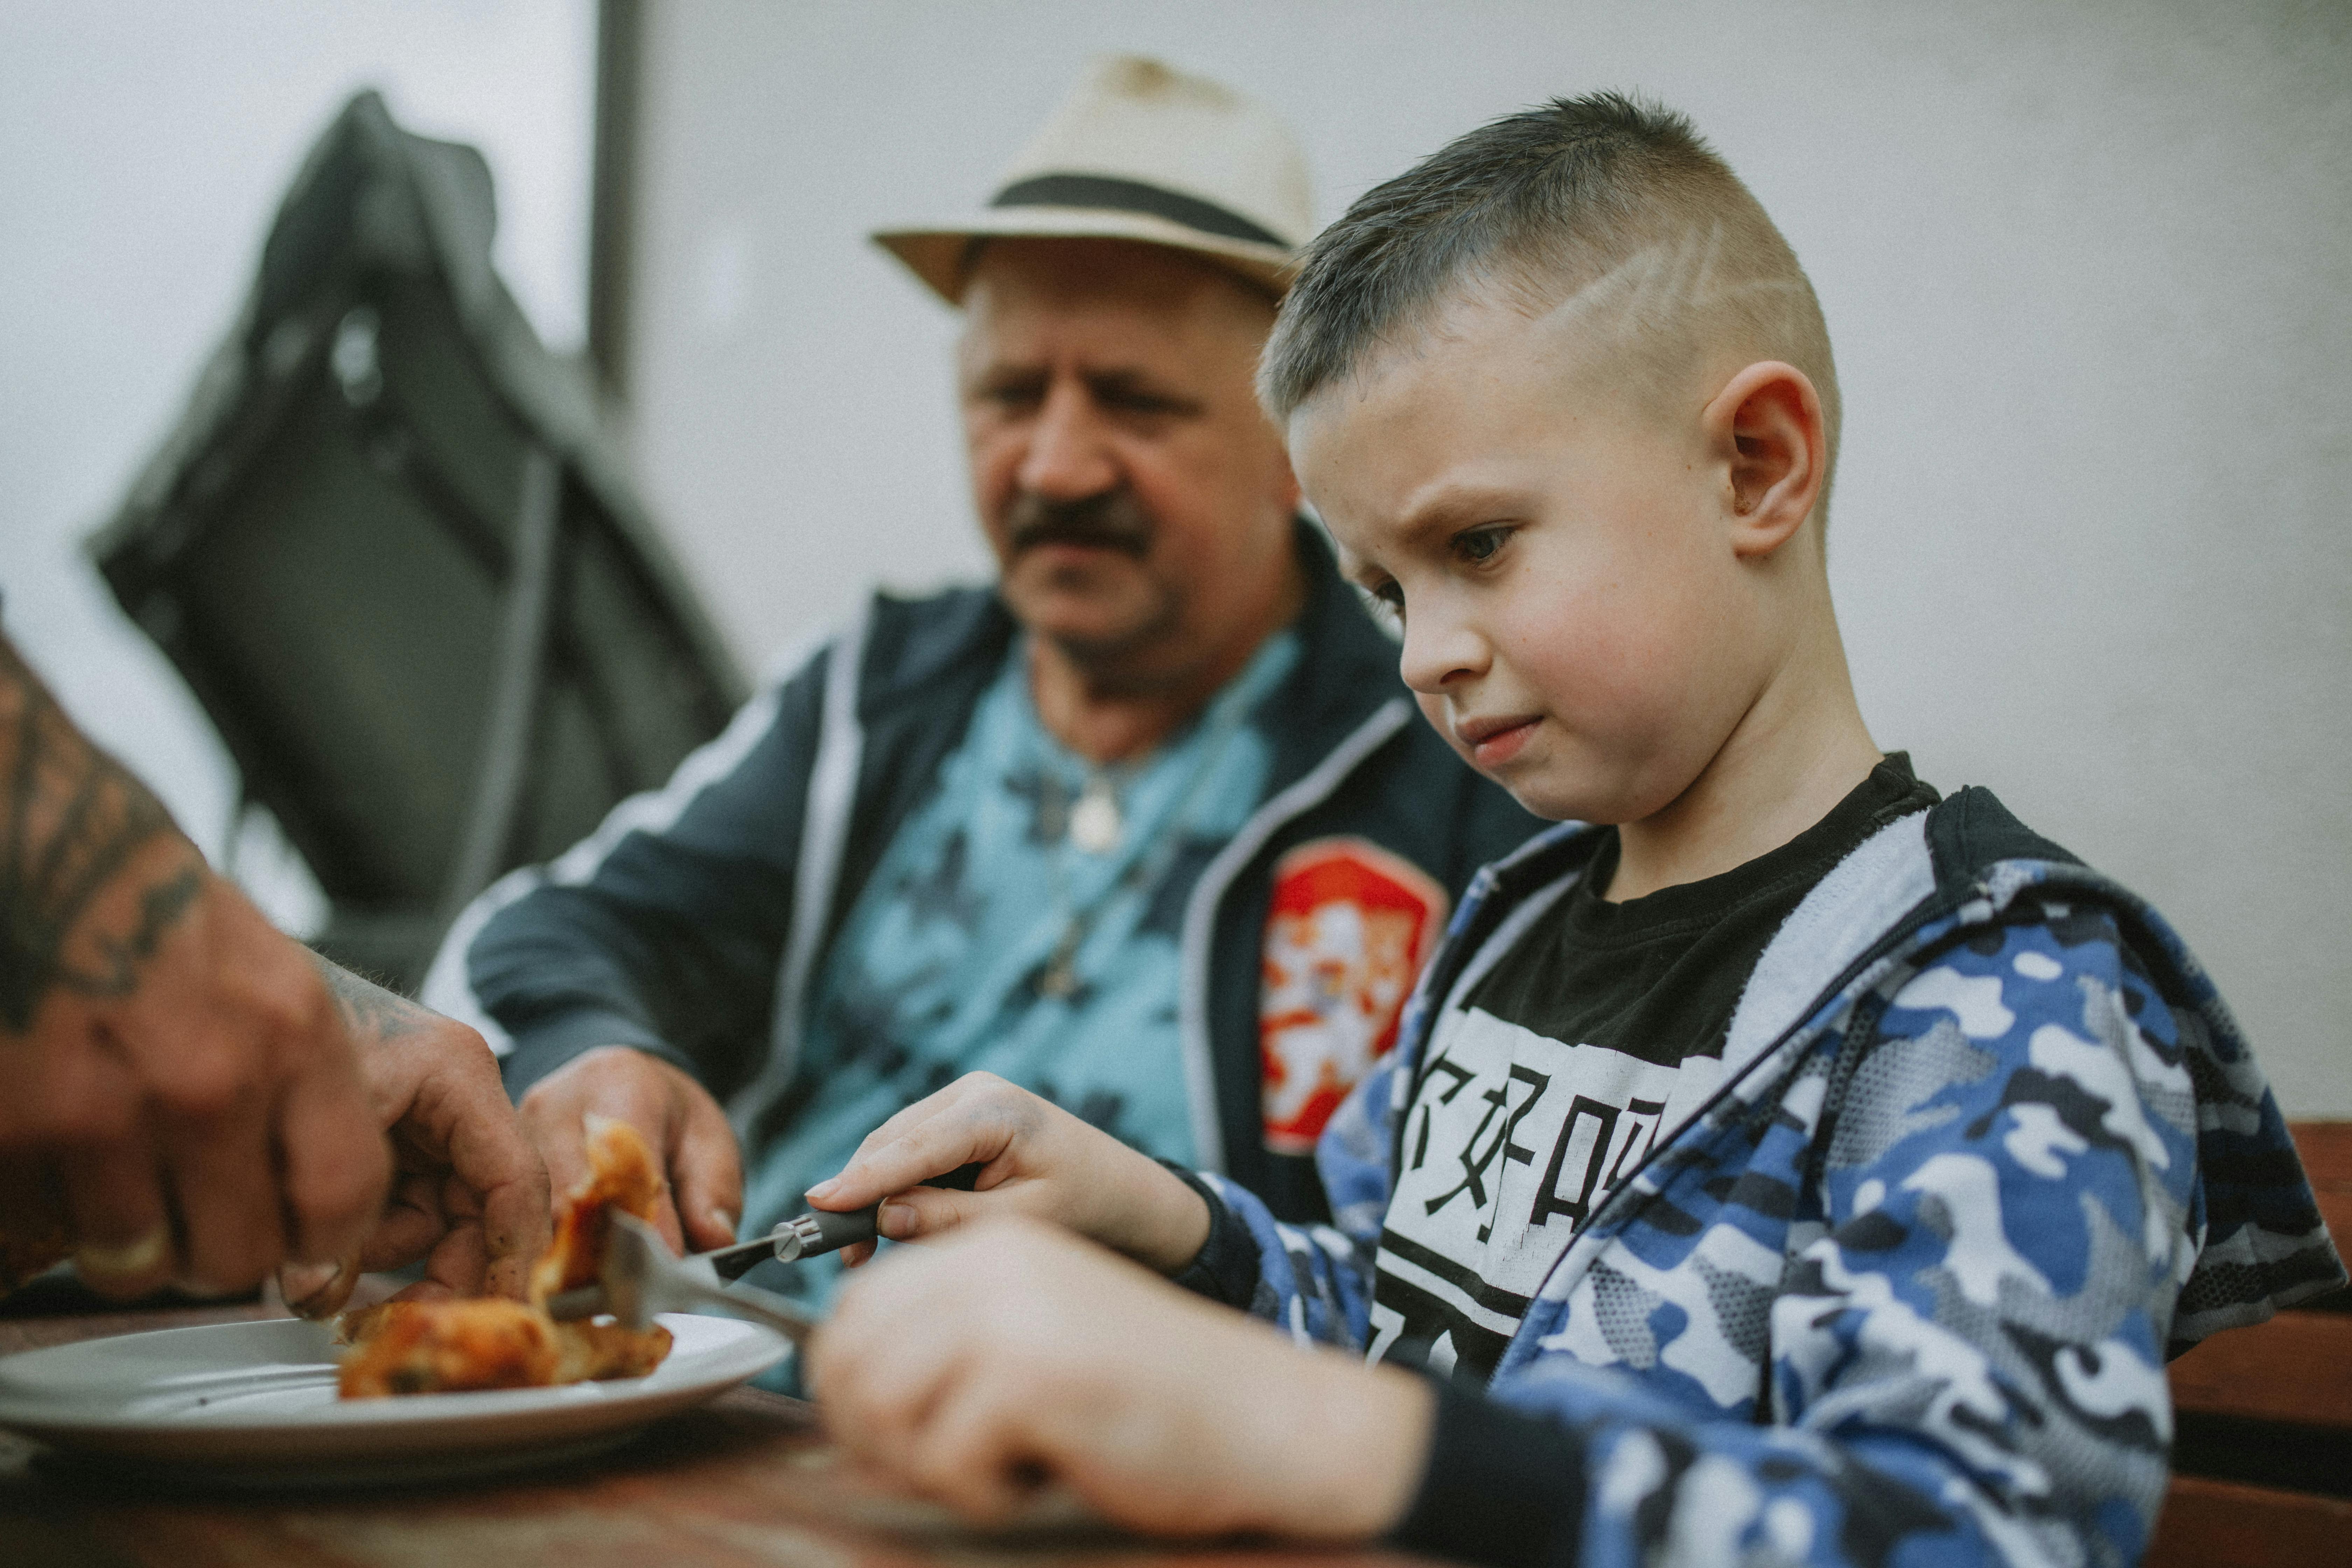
[1288,292,1769,826]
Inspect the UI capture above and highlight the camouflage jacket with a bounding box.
[1187,788,2342,1568]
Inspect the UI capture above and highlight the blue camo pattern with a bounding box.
[1197,818,2343,1568]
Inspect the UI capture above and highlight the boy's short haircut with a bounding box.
[1260,92,1843,532]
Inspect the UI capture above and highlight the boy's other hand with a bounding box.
[516,1046,742,1255]
[803,1072,1208,1273]
[810,1217,1434,1538]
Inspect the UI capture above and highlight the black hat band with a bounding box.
[989,173,1286,250]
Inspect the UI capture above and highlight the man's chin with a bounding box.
[1006,576,1163,641]
[1003,547,1154,607]
[1035,616,1163,669]
[1018,604,1189,683]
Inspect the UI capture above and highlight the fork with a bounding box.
[545,1212,821,1346]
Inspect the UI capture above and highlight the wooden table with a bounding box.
[0,1298,1412,1568]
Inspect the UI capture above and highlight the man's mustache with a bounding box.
[1004,489,1155,560]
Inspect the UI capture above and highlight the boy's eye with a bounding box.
[1452,525,1512,565]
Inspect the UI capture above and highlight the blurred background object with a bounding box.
[4,1,2347,1119]
[85,90,742,989]
[3,0,605,945]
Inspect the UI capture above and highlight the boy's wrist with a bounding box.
[1120,1152,1213,1274]
[1274,1357,1436,1540]
[1158,1163,1262,1306]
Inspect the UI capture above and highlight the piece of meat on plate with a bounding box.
[335,1115,674,1398]
[337,1298,559,1398]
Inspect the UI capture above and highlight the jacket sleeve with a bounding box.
[1402,908,2205,1568]
[1169,1054,1403,1348]
[420,640,834,1101]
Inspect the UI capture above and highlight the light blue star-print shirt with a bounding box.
[736,629,1301,1310]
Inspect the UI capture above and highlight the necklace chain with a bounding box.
[1034,682,1259,1000]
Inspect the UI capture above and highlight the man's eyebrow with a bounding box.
[969,363,1048,392]
[1082,369,1204,412]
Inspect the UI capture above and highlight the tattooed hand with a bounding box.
[0,634,388,1299]
[279,961,552,1316]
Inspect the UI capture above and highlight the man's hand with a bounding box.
[811,1217,1434,1537]
[517,1046,740,1254]
[277,962,552,1316]
[806,1072,1209,1272]
[6,849,392,1301]
[2,631,395,1298]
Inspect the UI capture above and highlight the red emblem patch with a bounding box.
[1259,837,1449,1154]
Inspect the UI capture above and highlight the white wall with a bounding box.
[620,1,2351,1116]
[0,0,594,931]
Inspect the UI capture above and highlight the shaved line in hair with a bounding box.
[1489,224,1838,519]
[1260,92,1843,539]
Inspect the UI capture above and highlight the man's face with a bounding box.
[959,239,1299,687]
[1289,290,1765,826]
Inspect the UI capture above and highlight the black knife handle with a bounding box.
[794,1161,983,1256]
[800,1203,879,1257]
[713,1162,989,1280]
[709,1206,879,1281]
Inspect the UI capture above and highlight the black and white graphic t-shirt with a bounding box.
[1369,756,1938,1381]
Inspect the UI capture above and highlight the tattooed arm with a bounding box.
[296,959,550,1312]
[0,632,388,1299]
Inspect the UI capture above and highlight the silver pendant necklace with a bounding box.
[1033,693,1255,1002]
[1069,770,1123,855]
[1040,770,1123,996]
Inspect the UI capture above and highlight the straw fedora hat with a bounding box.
[874,55,1313,305]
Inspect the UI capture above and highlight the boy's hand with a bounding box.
[809,1216,1433,1538]
[803,1072,1208,1273]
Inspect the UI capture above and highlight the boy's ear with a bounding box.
[1702,361,1826,559]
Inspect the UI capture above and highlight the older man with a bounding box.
[428,58,1534,1280]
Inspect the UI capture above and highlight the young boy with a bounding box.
[799,94,2342,1566]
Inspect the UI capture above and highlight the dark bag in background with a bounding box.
[88,90,745,990]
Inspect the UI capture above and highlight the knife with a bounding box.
[704,1203,880,1282]
[545,1162,983,1321]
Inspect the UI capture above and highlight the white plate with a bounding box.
[0,1312,789,1489]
